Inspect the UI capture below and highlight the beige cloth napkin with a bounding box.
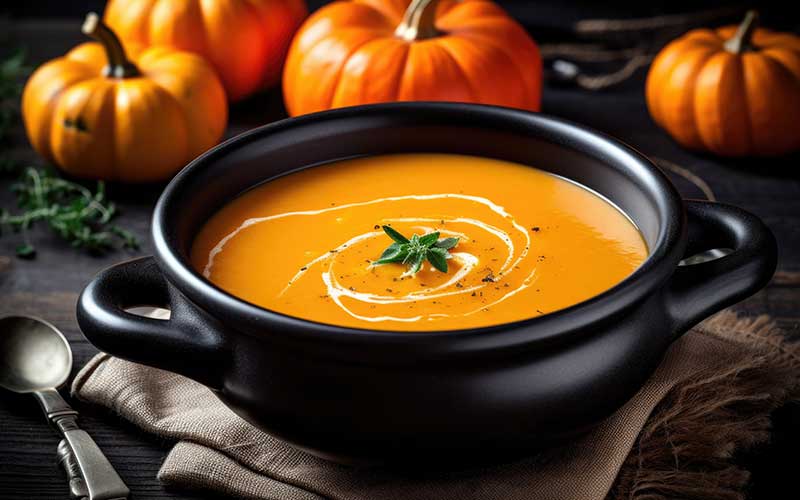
[71,311,800,500]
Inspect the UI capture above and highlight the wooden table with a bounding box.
[1,19,798,500]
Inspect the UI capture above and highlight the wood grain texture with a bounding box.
[1,18,798,500]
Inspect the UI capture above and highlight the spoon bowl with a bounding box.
[0,316,72,393]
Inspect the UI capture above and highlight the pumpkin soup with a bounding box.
[191,154,647,331]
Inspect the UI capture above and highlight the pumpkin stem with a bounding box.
[81,12,140,78]
[724,10,759,54]
[395,0,442,41]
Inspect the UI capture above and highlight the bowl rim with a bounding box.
[152,102,685,351]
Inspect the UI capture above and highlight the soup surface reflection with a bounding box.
[192,154,648,331]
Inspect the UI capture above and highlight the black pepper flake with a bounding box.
[471,292,477,297]
[386,288,393,293]
[300,267,307,271]
[532,227,540,232]
[349,286,355,291]
[504,283,510,288]
[374,224,380,229]
[481,272,495,283]
[455,282,463,288]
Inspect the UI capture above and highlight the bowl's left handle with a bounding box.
[77,256,227,389]
[666,200,777,338]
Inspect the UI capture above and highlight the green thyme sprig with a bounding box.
[0,49,28,175]
[0,49,26,139]
[374,225,458,276]
[0,167,139,258]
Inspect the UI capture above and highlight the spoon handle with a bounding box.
[34,389,130,500]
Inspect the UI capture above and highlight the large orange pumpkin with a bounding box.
[104,0,308,102]
[283,0,542,116]
[646,11,800,157]
[22,14,227,182]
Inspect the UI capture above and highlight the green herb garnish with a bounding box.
[0,167,139,257]
[374,225,458,276]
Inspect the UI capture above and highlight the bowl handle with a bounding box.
[667,199,777,337]
[77,256,227,389]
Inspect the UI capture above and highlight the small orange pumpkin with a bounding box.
[104,0,308,102]
[646,11,800,157]
[282,0,542,117]
[22,14,227,182]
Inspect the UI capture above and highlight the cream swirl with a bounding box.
[203,193,538,325]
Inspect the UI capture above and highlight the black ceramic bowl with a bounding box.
[78,103,776,465]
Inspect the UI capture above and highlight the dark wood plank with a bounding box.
[1,17,798,500]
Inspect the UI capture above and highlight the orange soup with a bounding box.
[192,154,648,331]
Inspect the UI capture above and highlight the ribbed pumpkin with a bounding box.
[646,11,800,157]
[283,0,542,117]
[22,14,227,182]
[104,0,308,102]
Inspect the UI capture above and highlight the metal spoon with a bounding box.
[0,316,129,500]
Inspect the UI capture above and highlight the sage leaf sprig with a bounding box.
[374,225,459,276]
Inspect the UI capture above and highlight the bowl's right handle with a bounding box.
[77,256,227,389]
[667,199,777,337]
